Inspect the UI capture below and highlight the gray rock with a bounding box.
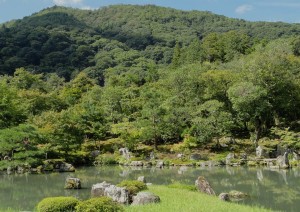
[7,166,13,175]
[90,150,100,157]
[119,148,131,160]
[156,161,164,168]
[226,153,235,165]
[240,153,247,160]
[132,192,160,205]
[276,152,289,169]
[91,181,129,204]
[293,152,300,161]
[195,176,215,195]
[130,161,143,166]
[17,166,25,174]
[219,193,230,201]
[137,176,146,183]
[65,177,81,189]
[190,153,201,161]
[177,153,184,159]
[228,190,248,200]
[256,146,268,158]
[59,163,75,172]
[150,151,155,160]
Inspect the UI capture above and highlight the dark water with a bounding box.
[0,166,299,211]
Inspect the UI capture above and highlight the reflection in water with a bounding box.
[257,169,263,182]
[0,166,299,211]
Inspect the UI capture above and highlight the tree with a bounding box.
[227,82,271,144]
[187,100,233,148]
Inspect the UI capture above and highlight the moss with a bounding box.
[117,180,147,196]
[37,196,79,212]
[76,197,124,212]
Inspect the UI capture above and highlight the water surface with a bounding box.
[0,166,299,211]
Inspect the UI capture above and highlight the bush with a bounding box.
[95,153,119,165]
[117,180,147,196]
[75,197,124,212]
[167,182,197,191]
[37,196,79,212]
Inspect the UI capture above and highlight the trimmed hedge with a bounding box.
[37,196,79,212]
[75,197,124,212]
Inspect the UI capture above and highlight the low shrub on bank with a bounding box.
[76,197,124,212]
[117,180,147,196]
[36,196,79,212]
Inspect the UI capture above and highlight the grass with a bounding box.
[125,185,273,212]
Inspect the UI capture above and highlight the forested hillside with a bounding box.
[0,5,300,169]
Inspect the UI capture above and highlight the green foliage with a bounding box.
[75,197,124,212]
[95,153,120,165]
[37,196,79,212]
[167,182,197,191]
[0,4,300,168]
[117,180,147,196]
[271,127,300,149]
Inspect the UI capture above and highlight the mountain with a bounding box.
[1,4,300,80]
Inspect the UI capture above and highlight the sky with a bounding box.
[0,0,300,24]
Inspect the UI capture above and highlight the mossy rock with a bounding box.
[37,196,79,212]
[247,161,258,166]
[117,180,147,197]
[75,197,124,212]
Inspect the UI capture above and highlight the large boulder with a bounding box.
[156,161,164,168]
[132,192,160,205]
[276,152,290,169]
[65,177,81,189]
[130,161,143,166]
[58,162,75,172]
[228,190,248,200]
[293,152,300,161]
[91,181,129,204]
[225,153,235,165]
[119,148,131,160]
[256,146,268,158]
[190,153,202,161]
[195,176,215,195]
[219,193,230,201]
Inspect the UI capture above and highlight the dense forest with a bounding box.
[0,5,300,168]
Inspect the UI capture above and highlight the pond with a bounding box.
[0,166,299,211]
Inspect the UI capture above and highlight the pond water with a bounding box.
[0,166,299,211]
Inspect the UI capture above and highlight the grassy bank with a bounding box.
[126,186,273,212]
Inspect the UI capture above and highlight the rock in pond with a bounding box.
[130,161,143,166]
[58,162,75,172]
[276,152,290,169]
[132,192,160,205]
[190,153,202,161]
[195,176,215,195]
[219,193,230,201]
[65,177,81,189]
[91,181,129,204]
[156,161,164,168]
[228,190,248,200]
[256,146,268,158]
[225,153,235,165]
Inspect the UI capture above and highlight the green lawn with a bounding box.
[125,186,273,212]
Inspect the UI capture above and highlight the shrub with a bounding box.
[95,153,119,165]
[37,196,79,212]
[117,180,147,196]
[75,197,124,212]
